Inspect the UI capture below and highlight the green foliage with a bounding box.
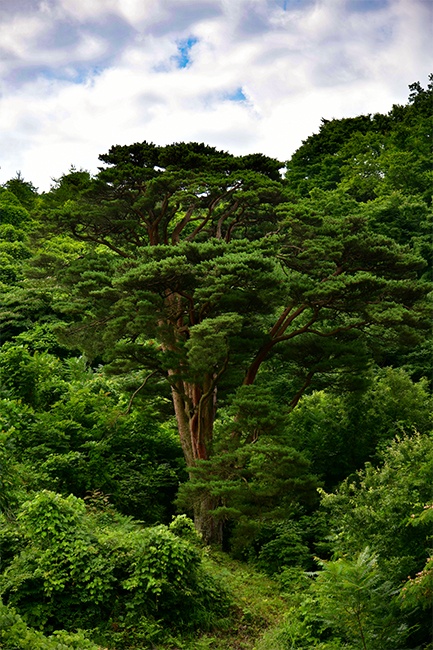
[359,193,432,282]
[7,323,72,356]
[311,548,405,649]
[41,167,92,208]
[285,368,432,487]
[0,344,64,406]
[3,172,39,211]
[259,432,433,649]
[0,599,98,650]
[0,224,31,251]
[0,199,91,346]
[0,352,185,522]
[321,432,433,585]
[399,553,433,612]
[0,398,38,514]
[0,431,24,515]
[0,491,230,640]
[42,142,283,254]
[0,223,33,288]
[285,75,432,203]
[0,190,30,227]
[317,432,433,649]
[18,490,86,542]
[177,386,317,546]
[284,113,391,196]
[248,520,312,575]
[356,369,432,444]
[169,514,203,545]
[46,237,283,384]
[0,280,67,345]
[397,505,433,614]
[257,549,408,650]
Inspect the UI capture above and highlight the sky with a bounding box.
[0,0,431,192]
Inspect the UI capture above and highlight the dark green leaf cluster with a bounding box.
[177,386,317,543]
[258,433,432,650]
[3,172,39,211]
[0,491,230,642]
[321,432,433,585]
[0,352,185,522]
[40,142,283,256]
[284,368,432,488]
[0,599,98,650]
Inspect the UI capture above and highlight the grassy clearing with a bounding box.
[155,548,290,650]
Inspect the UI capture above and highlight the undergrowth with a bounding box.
[152,548,289,650]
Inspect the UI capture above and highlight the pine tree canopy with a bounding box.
[23,138,431,542]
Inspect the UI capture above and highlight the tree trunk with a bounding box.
[194,494,223,545]
[170,373,223,543]
[170,383,195,470]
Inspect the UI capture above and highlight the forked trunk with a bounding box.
[170,375,222,543]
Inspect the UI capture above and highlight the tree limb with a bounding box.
[124,370,159,415]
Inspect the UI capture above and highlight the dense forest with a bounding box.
[0,77,432,650]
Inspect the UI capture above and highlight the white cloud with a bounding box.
[57,0,121,21]
[0,15,47,60]
[0,0,431,190]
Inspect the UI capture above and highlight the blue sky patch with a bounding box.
[173,37,198,69]
[225,88,247,102]
[6,64,105,87]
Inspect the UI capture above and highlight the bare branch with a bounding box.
[70,228,131,258]
[171,202,196,245]
[124,370,159,415]
[67,316,114,335]
[289,372,315,410]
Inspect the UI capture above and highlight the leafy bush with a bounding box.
[257,549,408,650]
[0,599,98,650]
[321,432,433,584]
[169,513,203,544]
[0,491,231,642]
[399,506,433,613]
[0,193,29,227]
[310,548,406,649]
[320,432,433,647]
[0,430,23,515]
[235,520,312,575]
[285,369,432,488]
[400,555,433,612]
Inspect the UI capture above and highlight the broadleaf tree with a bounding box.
[30,141,430,541]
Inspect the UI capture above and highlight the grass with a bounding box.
[154,548,290,650]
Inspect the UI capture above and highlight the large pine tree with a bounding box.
[30,138,429,541]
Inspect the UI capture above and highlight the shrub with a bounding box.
[0,599,98,650]
[310,548,406,649]
[243,520,312,575]
[0,491,231,641]
[321,432,433,584]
